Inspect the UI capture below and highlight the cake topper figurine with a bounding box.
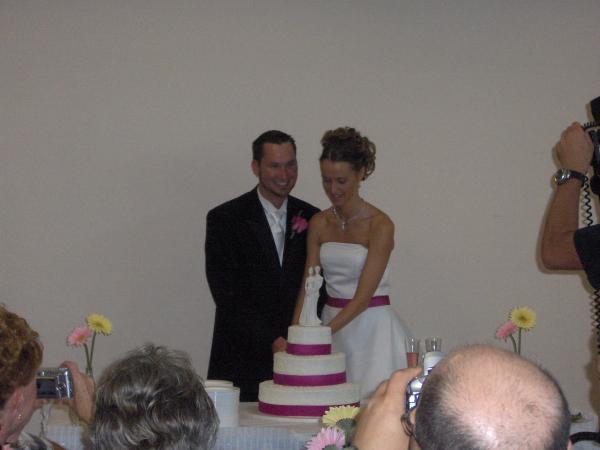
[299,266,323,326]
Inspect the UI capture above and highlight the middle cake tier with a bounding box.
[273,352,347,386]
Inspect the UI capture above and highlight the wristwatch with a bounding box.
[552,168,587,185]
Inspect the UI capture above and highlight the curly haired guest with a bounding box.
[86,344,219,450]
[0,305,65,450]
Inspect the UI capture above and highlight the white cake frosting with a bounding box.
[287,325,331,345]
[274,351,345,376]
[258,324,360,417]
[258,268,360,417]
[259,380,359,406]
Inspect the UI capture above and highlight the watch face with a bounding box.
[554,169,570,185]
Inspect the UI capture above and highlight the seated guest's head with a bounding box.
[90,344,219,450]
[0,306,44,447]
[412,345,571,450]
[353,344,572,450]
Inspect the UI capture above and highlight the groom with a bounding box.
[205,130,321,401]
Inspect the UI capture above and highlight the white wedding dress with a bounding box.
[320,242,412,399]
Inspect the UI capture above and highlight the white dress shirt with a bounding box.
[257,188,288,265]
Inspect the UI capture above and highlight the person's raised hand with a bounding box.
[353,367,421,450]
[272,336,287,353]
[59,360,95,424]
[556,122,594,174]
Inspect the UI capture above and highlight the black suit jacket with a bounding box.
[205,188,320,401]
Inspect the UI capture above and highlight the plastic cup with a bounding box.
[425,337,442,352]
[405,337,420,368]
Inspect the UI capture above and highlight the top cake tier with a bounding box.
[287,325,332,356]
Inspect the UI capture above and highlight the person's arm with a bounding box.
[291,214,324,324]
[541,122,593,270]
[353,367,421,450]
[541,178,585,269]
[272,214,324,354]
[326,215,394,334]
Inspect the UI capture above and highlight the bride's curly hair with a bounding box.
[0,306,43,408]
[319,127,376,180]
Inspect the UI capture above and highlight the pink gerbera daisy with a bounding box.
[305,427,346,450]
[495,321,518,340]
[67,325,92,347]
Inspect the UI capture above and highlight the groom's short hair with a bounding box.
[252,130,296,162]
[414,345,571,450]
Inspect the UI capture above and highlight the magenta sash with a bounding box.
[326,295,390,308]
[259,401,360,417]
[273,371,346,386]
[286,343,331,356]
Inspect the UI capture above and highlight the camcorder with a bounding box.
[36,367,74,399]
[405,351,445,411]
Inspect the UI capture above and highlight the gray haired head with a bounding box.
[90,344,219,450]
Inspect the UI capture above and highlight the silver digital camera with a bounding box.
[405,351,445,411]
[36,367,74,399]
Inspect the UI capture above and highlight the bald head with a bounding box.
[414,345,570,450]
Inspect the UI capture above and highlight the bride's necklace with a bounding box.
[332,200,366,231]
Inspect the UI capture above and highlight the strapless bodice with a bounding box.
[320,242,391,299]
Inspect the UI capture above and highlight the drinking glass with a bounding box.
[425,337,442,352]
[405,337,420,368]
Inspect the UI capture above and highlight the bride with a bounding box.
[290,126,411,398]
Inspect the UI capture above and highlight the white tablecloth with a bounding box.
[44,403,600,450]
[571,418,600,449]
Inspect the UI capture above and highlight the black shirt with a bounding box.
[574,224,600,290]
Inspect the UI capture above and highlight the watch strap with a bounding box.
[554,168,587,185]
[567,169,587,182]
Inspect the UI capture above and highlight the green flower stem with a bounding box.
[508,334,517,353]
[336,418,356,446]
[517,328,522,355]
[88,331,97,374]
[84,343,92,373]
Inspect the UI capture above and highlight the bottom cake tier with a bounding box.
[257,380,360,417]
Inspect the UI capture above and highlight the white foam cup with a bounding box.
[205,386,240,427]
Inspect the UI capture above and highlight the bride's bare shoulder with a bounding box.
[308,209,331,232]
[368,206,394,234]
[311,208,333,225]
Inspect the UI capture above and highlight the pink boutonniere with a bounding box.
[290,211,308,239]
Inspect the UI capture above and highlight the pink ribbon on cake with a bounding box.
[286,343,331,356]
[259,401,360,417]
[273,372,346,386]
[326,295,390,308]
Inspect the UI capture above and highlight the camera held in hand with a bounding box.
[36,367,74,399]
[406,351,445,411]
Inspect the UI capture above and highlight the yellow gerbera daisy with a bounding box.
[86,314,113,335]
[322,405,360,427]
[509,307,536,331]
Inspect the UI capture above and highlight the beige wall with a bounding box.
[3,0,600,417]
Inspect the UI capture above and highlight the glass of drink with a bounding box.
[405,337,420,368]
[425,337,442,352]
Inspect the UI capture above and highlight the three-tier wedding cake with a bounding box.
[258,267,360,417]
